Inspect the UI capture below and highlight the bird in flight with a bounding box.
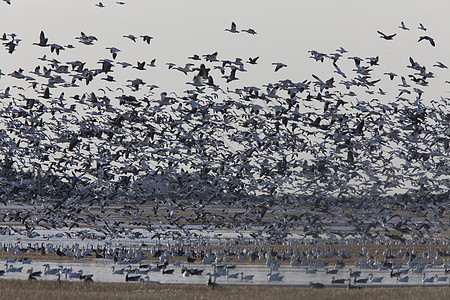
[399,21,409,30]
[377,31,396,40]
[418,36,435,47]
[225,22,239,33]
[241,28,257,35]
[418,23,427,31]
[33,31,48,47]
[272,62,287,72]
[141,35,153,44]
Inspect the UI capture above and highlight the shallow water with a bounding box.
[2,258,448,286]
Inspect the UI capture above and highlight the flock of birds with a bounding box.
[0,1,449,287]
[0,242,449,285]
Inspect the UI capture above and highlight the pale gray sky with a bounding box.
[1,0,450,99]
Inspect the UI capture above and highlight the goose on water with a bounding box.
[240,272,254,281]
[331,276,347,284]
[396,276,409,283]
[368,273,383,283]
[422,273,435,283]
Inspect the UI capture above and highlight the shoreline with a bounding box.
[0,279,448,300]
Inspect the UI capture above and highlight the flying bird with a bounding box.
[247,56,259,64]
[241,28,257,35]
[225,22,239,33]
[123,34,137,42]
[377,30,396,40]
[418,23,427,31]
[33,31,48,47]
[141,35,153,44]
[399,21,409,30]
[272,62,287,72]
[418,36,435,47]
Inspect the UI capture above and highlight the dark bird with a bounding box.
[141,35,153,44]
[377,30,396,40]
[418,23,427,31]
[125,273,141,282]
[418,36,435,47]
[225,22,239,33]
[33,31,48,47]
[272,62,287,72]
[42,87,50,99]
[247,56,259,64]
